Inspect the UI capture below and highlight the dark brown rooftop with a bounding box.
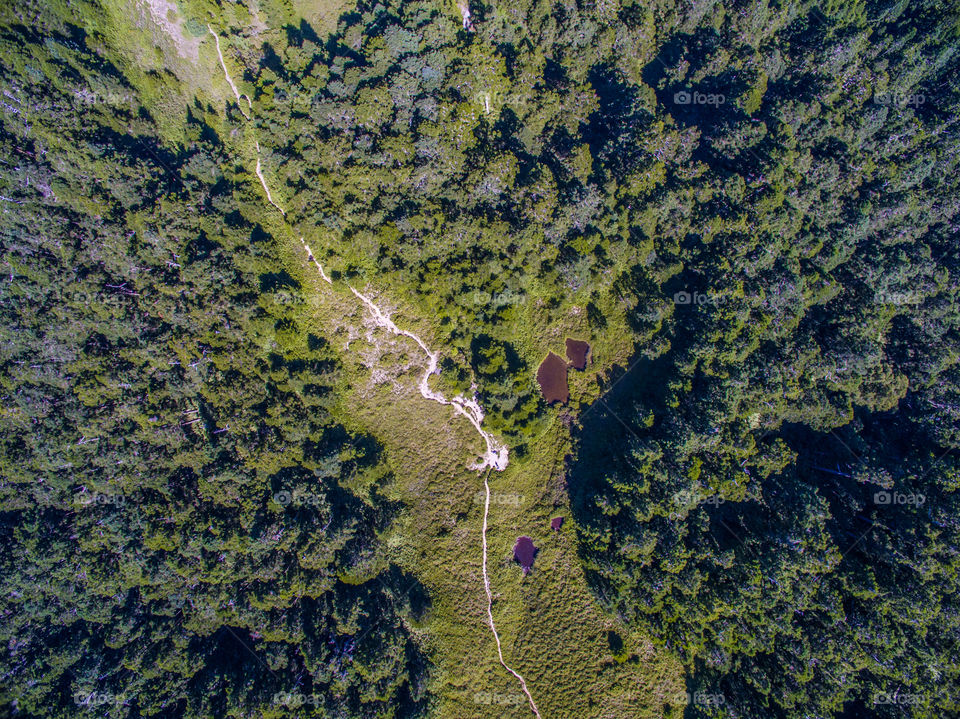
[565,338,591,370]
[551,517,564,531]
[536,351,569,404]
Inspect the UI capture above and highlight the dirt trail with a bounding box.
[208,25,252,118]
[300,238,508,470]
[457,1,475,31]
[207,31,536,713]
[349,285,508,471]
[254,142,286,215]
[481,470,542,717]
[302,241,332,284]
[301,246,538,712]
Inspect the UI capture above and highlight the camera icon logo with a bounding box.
[274,490,292,506]
[674,91,691,105]
[873,491,891,504]
[674,291,692,304]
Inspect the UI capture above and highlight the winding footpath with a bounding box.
[208,28,537,716]
[481,468,542,718]
[302,242,538,717]
[254,141,286,216]
[301,239,508,471]
[208,25,252,118]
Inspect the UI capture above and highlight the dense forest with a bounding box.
[0,6,430,717]
[1,0,958,717]
[562,2,960,718]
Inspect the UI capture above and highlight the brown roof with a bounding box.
[551,517,564,531]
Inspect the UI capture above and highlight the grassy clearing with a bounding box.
[92,0,227,142]
[275,228,686,718]
[93,3,688,713]
[290,0,355,37]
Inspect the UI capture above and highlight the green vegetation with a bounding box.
[1,0,959,717]
[562,2,960,718]
[0,9,428,716]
